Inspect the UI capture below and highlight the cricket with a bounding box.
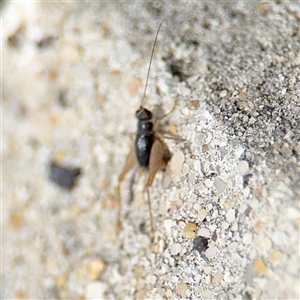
[117,19,175,241]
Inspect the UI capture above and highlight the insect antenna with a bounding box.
[140,19,167,108]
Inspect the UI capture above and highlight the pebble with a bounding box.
[204,266,213,274]
[230,222,238,231]
[171,243,181,256]
[86,282,107,299]
[170,151,185,176]
[228,242,238,251]
[176,283,188,297]
[204,179,214,188]
[243,187,251,198]
[151,244,159,254]
[202,289,212,298]
[165,289,173,298]
[147,275,157,285]
[254,220,265,231]
[254,259,267,276]
[195,132,205,144]
[250,198,259,209]
[261,238,272,250]
[205,246,218,259]
[220,90,227,97]
[242,232,253,245]
[88,259,106,281]
[194,274,201,282]
[222,222,229,230]
[238,160,249,175]
[135,289,148,300]
[212,209,219,219]
[204,275,211,285]
[198,209,208,222]
[287,207,299,219]
[214,179,226,194]
[198,227,210,238]
[164,219,174,236]
[212,272,224,283]
[170,275,179,284]
[269,250,284,262]
[271,231,285,246]
[226,208,236,223]
[182,163,190,176]
[183,223,198,238]
[194,159,201,171]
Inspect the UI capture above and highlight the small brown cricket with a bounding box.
[118,20,174,241]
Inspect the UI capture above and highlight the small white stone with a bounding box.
[205,246,218,259]
[86,282,107,299]
[243,187,250,198]
[212,209,218,219]
[182,163,190,176]
[220,90,227,97]
[250,198,258,209]
[226,208,236,223]
[198,209,208,222]
[202,290,212,298]
[271,231,286,246]
[170,275,179,284]
[242,232,253,245]
[204,266,213,274]
[164,219,174,236]
[147,274,157,285]
[170,151,185,176]
[194,274,201,282]
[204,179,213,188]
[212,272,224,283]
[169,257,175,266]
[222,222,229,230]
[171,243,181,255]
[230,222,238,231]
[184,267,192,276]
[262,238,272,250]
[194,159,201,171]
[238,160,249,175]
[287,207,299,218]
[204,275,211,284]
[198,227,210,237]
[228,242,238,251]
[214,179,226,194]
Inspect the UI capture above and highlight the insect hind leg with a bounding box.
[145,138,170,241]
[117,147,137,234]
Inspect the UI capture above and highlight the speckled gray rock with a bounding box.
[2,2,300,300]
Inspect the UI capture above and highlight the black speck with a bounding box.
[139,221,147,234]
[193,236,209,254]
[58,89,69,107]
[37,36,56,49]
[7,27,23,48]
[49,161,81,190]
[244,291,253,300]
[212,231,217,242]
[165,55,188,82]
[244,206,252,217]
[243,174,253,188]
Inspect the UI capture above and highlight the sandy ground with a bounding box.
[2,2,300,299]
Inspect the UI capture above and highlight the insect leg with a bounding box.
[117,147,137,233]
[146,139,168,240]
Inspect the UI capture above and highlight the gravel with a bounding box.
[3,2,300,299]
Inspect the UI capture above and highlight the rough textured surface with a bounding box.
[2,2,300,299]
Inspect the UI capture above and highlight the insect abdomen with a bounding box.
[135,120,154,168]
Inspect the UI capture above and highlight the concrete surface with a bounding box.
[2,1,300,299]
